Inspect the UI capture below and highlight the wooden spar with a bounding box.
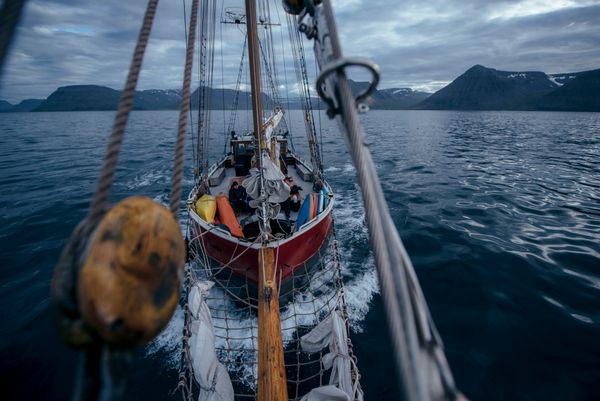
[245,1,287,397]
[258,247,288,401]
[244,0,267,163]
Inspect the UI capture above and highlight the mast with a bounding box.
[245,0,266,157]
[245,1,288,400]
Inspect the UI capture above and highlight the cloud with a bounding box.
[1,0,599,102]
[333,0,600,90]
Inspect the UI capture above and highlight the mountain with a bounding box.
[190,87,270,110]
[0,99,45,112]
[32,85,272,111]
[0,100,13,112]
[538,69,600,111]
[346,80,431,109]
[417,65,558,110]
[11,99,44,112]
[36,85,121,111]
[416,65,599,111]
[17,67,599,112]
[374,87,430,109]
[134,89,182,110]
[35,86,184,111]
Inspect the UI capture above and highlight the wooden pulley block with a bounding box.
[78,196,185,346]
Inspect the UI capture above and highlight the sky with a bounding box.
[1,0,599,103]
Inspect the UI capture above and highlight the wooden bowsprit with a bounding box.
[257,247,288,401]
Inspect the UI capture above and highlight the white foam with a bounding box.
[146,305,184,369]
[122,170,168,190]
[343,163,356,174]
[343,267,379,333]
[152,193,169,206]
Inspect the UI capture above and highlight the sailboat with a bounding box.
[187,1,333,304]
[181,1,356,399]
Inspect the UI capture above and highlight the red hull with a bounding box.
[191,211,333,283]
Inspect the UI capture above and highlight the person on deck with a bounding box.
[281,176,303,218]
[289,183,302,212]
[229,181,247,213]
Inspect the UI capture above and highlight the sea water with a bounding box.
[0,110,598,401]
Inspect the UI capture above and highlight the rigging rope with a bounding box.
[258,38,282,107]
[182,0,199,182]
[196,0,209,177]
[88,0,159,223]
[225,34,248,150]
[219,1,227,137]
[285,13,323,178]
[275,0,295,152]
[196,0,218,179]
[170,0,199,217]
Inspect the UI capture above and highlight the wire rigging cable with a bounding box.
[285,13,323,178]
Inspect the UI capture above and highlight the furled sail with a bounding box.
[243,153,290,204]
[301,310,364,401]
[189,281,234,401]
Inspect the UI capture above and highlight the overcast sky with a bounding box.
[1,0,599,103]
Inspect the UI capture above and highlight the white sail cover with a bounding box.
[189,281,234,401]
[300,311,363,401]
[242,152,290,204]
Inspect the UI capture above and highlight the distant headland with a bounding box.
[1,65,598,112]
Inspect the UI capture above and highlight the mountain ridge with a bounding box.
[2,65,597,112]
[416,65,598,111]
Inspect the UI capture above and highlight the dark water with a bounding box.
[1,110,599,401]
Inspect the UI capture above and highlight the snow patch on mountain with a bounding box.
[547,75,564,87]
